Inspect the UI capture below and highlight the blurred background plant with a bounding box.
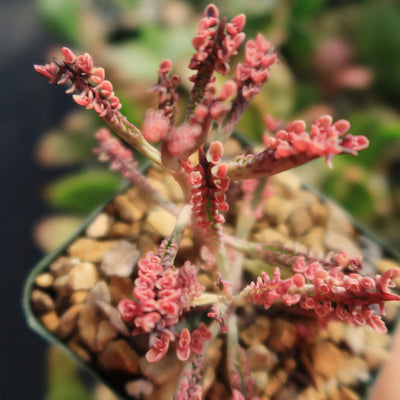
[29,0,400,397]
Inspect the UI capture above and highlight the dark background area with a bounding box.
[1,1,73,398]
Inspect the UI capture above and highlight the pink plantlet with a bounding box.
[34,4,400,397]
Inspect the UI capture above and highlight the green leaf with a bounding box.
[46,169,124,213]
[36,0,82,42]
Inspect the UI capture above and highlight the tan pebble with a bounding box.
[113,193,145,222]
[165,174,184,202]
[201,365,216,395]
[293,189,319,207]
[35,273,54,288]
[339,387,360,400]
[147,177,169,199]
[49,256,73,277]
[246,344,272,370]
[263,197,291,225]
[264,369,287,397]
[138,234,158,254]
[301,227,325,253]
[100,241,139,277]
[146,206,177,237]
[267,318,297,352]
[326,321,344,343]
[253,228,287,244]
[272,172,301,197]
[70,290,89,304]
[143,376,180,400]
[68,262,98,291]
[96,320,118,352]
[288,208,313,237]
[87,281,111,305]
[176,236,195,261]
[57,304,83,339]
[312,341,345,379]
[68,238,120,263]
[86,213,113,238]
[109,276,135,304]
[93,384,119,400]
[336,357,369,385]
[251,370,269,394]
[108,221,140,238]
[324,231,362,258]
[78,304,100,352]
[284,358,296,373]
[311,201,329,225]
[363,345,390,370]
[326,202,355,237]
[53,274,73,296]
[223,138,243,158]
[342,325,366,355]
[196,273,214,291]
[240,316,271,347]
[68,338,92,363]
[41,311,59,332]
[98,340,139,374]
[139,352,182,385]
[31,289,54,313]
[125,379,154,398]
[275,223,289,237]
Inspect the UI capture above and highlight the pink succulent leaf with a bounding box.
[182,148,230,253]
[34,47,162,166]
[226,116,369,180]
[146,333,170,362]
[187,4,246,117]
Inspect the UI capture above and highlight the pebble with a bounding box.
[336,357,369,385]
[31,289,54,313]
[70,290,89,304]
[52,275,73,296]
[68,338,91,363]
[87,281,111,306]
[98,340,139,374]
[109,276,135,304]
[41,311,59,332]
[311,341,344,379]
[267,319,297,353]
[272,172,301,197]
[95,301,130,336]
[310,201,329,226]
[125,379,154,398]
[100,241,139,277]
[108,221,140,238]
[68,262,98,291]
[263,197,291,225]
[68,238,120,263]
[86,213,113,238]
[251,370,269,394]
[288,208,313,236]
[252,228,287,244]
[96,320,118,352]
[240,316,271,347]
[113,193,145,222]
[246,344,272,370]
[324,231,362,258]
[138,352,182,385]
[146,206,177,237]
[57,304,83,339]
[301,227,325,253]
[326,202,355,237]
[78,304,100,352]
[49,256,73,277]
[34,273,54,288]
[363,345,390,370]
[264,369,287,398]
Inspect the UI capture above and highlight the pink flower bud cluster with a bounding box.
[244,255,400,333]
[207,304,228,333]
[263,115,369,166]
[182,144,230,251]
[235,33,277,100]
[34,47,121,120]
[118,251,206,362]
[189,4,246,77]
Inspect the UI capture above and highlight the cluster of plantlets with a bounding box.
[35,4,399,399]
